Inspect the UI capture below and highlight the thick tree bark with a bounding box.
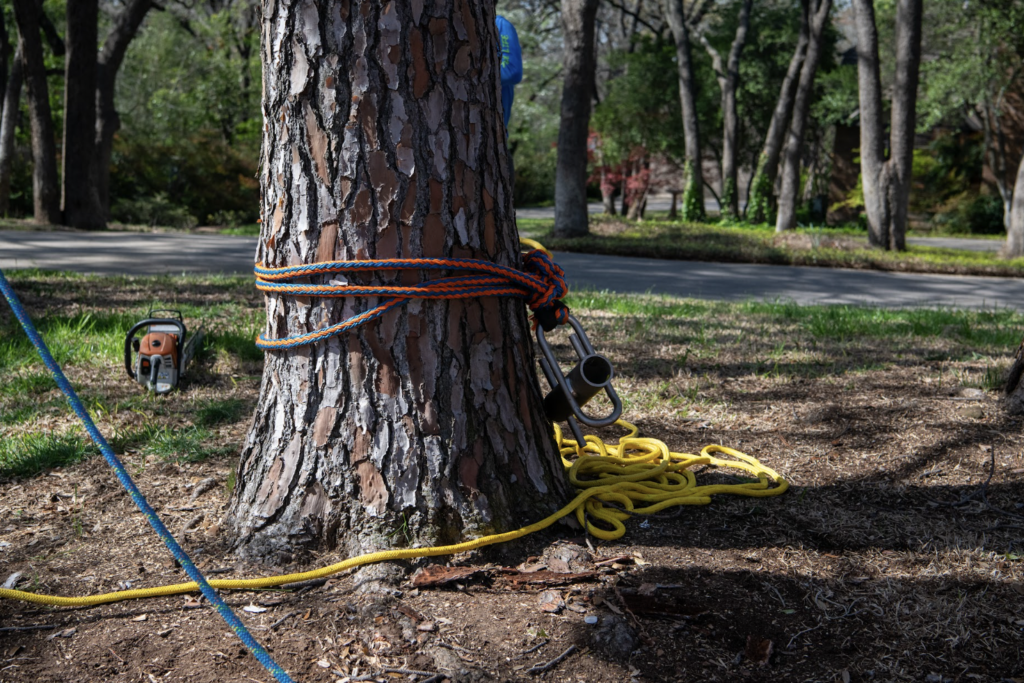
[12,0,61,224]
[553,0,599,238]
[747,0,808,223]
[0,42,24,216]
[664,0,704,222]
[697,0,752,219]
[1006,151,1024,257]
[852,0,922,251]
[95,0,151,215]
[63,0,104,230]
[774,0,831,233]
[226,0,569,562]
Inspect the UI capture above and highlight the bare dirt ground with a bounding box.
[2,274,1023,683]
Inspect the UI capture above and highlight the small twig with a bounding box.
[268,611,300,630]
[383,667,441,677]
[519,639,549,656]
[108,648,126,664]
[179,512,205,535]
[280,577,328,591]
[0,624,57,633]
[763,583,786,609]
[786,621,822,650]
[419,675,446,683]
[437,641,474,655]
[526,644,577,675]
[936,446,1024,521]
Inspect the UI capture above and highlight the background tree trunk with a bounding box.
[94,0,151,216]
[885,0,922,252]
[774,0,831,233]
[0,43,22,215]
[12,0,61,224]
[63,0,104,230]
[664,0,704,222]
[553,0,598,238]
[1005,151,1024,257]
[698,0,752,219]
[747,0,807,223]
[226,0,569,563]
[853,0,922,251]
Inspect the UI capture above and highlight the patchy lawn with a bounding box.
[518,216,1024,278]
[1,271,1023,683]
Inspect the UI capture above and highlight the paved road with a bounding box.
[1,229,1021,311]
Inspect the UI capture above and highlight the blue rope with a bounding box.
[0,268,294,683]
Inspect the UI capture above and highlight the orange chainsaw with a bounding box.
[124,310,203,394]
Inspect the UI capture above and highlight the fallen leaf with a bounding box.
[243,604,268,614]
[132,614,148,622]
[638,583,658,596]
[745,635,773,666]
[417,621,436,632]
[547,558,570,573]
[183,596,203,609]
[632,553,650,567]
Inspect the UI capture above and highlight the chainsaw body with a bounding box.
[125,311,201,394]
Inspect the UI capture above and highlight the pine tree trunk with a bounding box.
[12,0,61,224]
[63,0,105,230]
[853,0,921,251]
[775,0,831,233]
[553,0,598,238]
[0,42,23,216]
[94,0,151,216]
[226,0,569,563]
[747,0,808,224]
[665,0,704,223]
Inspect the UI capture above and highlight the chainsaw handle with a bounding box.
[124,318,187,380]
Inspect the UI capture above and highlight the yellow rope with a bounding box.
[0,420,786,607]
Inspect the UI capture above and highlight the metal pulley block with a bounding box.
[536,314,623,446]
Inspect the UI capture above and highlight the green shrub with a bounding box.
[931,193,1005,235]
[111,193,198,229]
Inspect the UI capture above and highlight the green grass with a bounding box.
[218,223,260,236]
[0,432,98,478]
[524,216,1024,277]
[0,270,264,372]
[740,300,1024,347]
[195,398,248,427]
[143,425,235,463]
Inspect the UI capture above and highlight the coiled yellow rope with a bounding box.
[0,420,786,607]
